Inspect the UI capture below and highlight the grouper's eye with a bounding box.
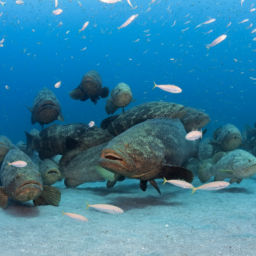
[104,153,123,161]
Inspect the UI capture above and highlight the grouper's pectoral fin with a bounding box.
[0,187,8,208]
[33,185,61,207]
[139,180,161,195]
[140,180,147,191]
[149,180,161,194]
[160,165,194,183]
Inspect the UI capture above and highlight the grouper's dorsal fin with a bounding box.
[160,165,194,183]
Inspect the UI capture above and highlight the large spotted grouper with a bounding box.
[28,88,64,126]
[101,101,210,136]
[100,119,198,193]
[69,70,109,104]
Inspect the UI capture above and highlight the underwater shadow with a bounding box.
[217,187,252,194]
[76,182,139,196]
[106,191,183,211]
[4,201,40,217]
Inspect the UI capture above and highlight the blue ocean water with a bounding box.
[0,0,255,143]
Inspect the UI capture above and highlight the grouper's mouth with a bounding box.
[15,181,43,202]
[100,149,130,176]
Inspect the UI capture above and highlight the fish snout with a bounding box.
[14,181,43,202]
[100,149,128,173]
[42,168,62,185]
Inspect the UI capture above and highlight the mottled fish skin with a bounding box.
[26,124,113,160]
[61,143,107,188]
[212,123,242,152]
[30,88,64,125]
[101,101,210,136]
[0,148,43,203]
[70,70,109,104]
[105,82,133,114]
[211,149,256,182]
[100,119,198,181]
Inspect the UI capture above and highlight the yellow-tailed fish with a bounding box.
[63,211,88,222]
[153,82,182,94]
[163,178,194,189]
[163,178,230,193]
[86,203,124,214]
[192,181,230,193]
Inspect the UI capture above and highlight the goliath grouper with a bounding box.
[70,70,109,104]
[26,123,113,160]
[29,88,64,126]
[100,119,198,193]
[101,101,210,136]
[0,148,61,208]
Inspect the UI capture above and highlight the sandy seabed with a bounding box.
[0,177,256,256]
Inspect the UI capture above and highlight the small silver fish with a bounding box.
[185,130,202,141]
[194,181,230,193]
[164,178,230,193]
[206,34,227,49]
[63,212,88,222]
[118,14,139,29]
[87,203,124,214]
[79,21,89,32]
[52,8,63,15]
[163,178,193,189]
[54,81,61,88]
[8,160,27,168]
[99,0,121,3]
[153,82,182,94]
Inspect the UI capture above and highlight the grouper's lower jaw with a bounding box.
[43,169,62,185]
[14,182,43,202]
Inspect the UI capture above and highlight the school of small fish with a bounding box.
[62,203,124,222]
